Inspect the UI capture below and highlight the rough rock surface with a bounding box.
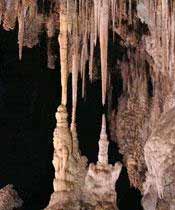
[83,115,122,210]
[142,107,175,210]
[0,185,23,210]
[45,105,87,210]
[46,112,122,210]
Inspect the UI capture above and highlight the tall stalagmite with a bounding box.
[83,114,122,210]
[45,105,87,210]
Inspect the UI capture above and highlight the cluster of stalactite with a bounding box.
[1,1,175,210]
[0,0,138,108]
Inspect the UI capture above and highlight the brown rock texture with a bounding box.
[142,107,175,210]
[0,185,23,210]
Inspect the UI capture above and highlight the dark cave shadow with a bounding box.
[116,167,143,210]
[0,28,59,210]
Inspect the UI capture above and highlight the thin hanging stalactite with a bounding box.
[18,4,26,60]
[59,0,69,106]
[71,11,79,125]
[99,0,109,106]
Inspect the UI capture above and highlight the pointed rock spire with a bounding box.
[98,114,109,165]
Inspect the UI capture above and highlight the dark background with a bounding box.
[0,26,143,210]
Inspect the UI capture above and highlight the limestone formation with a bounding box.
[83,115,122,210]
[0,185,23,210]
[142,107,175,210]
[1,1,175,209]
[45,105,87,210]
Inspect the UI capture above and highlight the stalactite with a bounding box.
[18,5,26,60]
[3,0,19,31]
[23,2,41,49]
[80,0,88,98]
[80,29,88,98]
[47,39,55,70]
[71,21,79,125]
[46,15,56,69]
[111,0,117,37]
[59,0,69,106]
[99,0,109,105]
[46,15,55,39]
[89,7,95,82]
[94,0,100,46]
[0,0,5,25]
[129,0,132,24]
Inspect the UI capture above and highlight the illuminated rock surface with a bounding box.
[45,105,87,210]
[142,107,175,210]
[83,115,122,210]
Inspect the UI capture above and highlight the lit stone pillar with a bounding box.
[98,114,109,165]
[59,0,68,106]
[45,105,87,210]
[83,114,122,210]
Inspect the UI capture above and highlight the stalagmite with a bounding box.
[83,114,122,210]
[45,105,87,210]
[98,114,108,165]
[59,0,69,106]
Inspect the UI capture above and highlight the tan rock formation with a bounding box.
[83,115,122,210]
[142,107,175,210]
[45,105,87,210]
[0,185,23,210]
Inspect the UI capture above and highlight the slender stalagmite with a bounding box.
[98,114,108,165]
